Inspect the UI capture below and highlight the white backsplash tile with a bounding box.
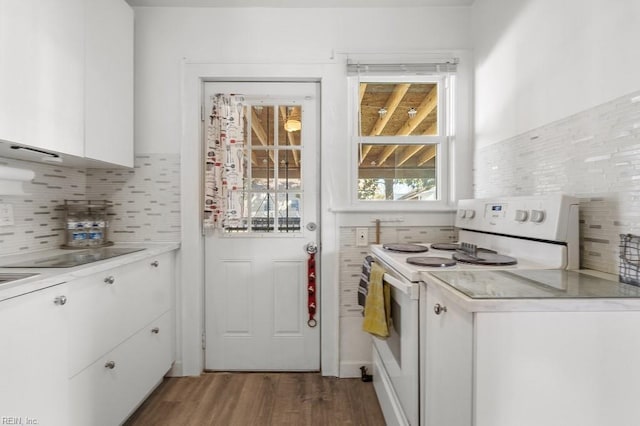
[475,89,640,274]
[0,153,180,256]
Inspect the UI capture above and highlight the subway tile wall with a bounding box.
[475,90,640,274]
[0,154,180,257]
[340,225,456,317]
[86,154,181,242]
[0,157,86,256]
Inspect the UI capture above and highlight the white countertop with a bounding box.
[0,242,180,302]
[422,268,640,312]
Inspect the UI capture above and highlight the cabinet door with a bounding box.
[0,0,84,157]
[0,284,69,426]
[69,311,174,426]
[84,0,134,167]
[68,253,174,376]
[424,284,473,426]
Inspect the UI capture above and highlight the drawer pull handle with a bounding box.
[434,303,447,315]
[104,361,116,369]
[151,327,160,334]
[53,295,67,306]
[104,276,115,285]
[151,261,159,267]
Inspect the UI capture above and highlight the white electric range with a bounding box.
[368,193,579,426]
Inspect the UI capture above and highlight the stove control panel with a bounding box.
[455,194,579,242]
[514,209,529,222]
[530,209,545,223]
[457,209,477,219]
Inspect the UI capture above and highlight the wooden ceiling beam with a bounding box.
[250,108,274,164]
[422,122,437,136]
[359,83,367,104]
[395,86,438,136]
[278,106,300,167]
[376,86,438,166]
[376,144,399,166]
[251,109,268,146]
[369,83,410,137]
[417,145,437,166]
[360,83,410,164]
[396,145,424,167]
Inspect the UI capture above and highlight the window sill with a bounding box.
[328,205,457,214]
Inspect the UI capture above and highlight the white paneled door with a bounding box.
[204,81,320,371]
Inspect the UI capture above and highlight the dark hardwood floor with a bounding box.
[124,372,385,426]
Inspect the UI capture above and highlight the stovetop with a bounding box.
[371,243,550,283]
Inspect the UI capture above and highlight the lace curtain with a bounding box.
[203,94,246,231]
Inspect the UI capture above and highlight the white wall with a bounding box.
[472,0,640,149]
[134,6,472,376]
[134,6,471,154]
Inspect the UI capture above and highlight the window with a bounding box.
[349,64,455,205]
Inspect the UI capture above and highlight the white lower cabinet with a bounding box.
[424,284,473,426]
[424,282,640,426]
[69,311,174,426]
[0,249,176,426]
[67,252,176,425]
[0,283,70,426]
[68,252,173,376]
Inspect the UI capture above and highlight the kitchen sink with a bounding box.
[0,273,39,285]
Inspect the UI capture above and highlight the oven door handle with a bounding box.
[383,273,420,300]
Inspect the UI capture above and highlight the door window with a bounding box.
[231,104,303,233]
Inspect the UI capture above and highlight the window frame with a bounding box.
[349,74,453,210]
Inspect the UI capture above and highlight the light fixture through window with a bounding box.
[378,107,387,118]
[408,107,417,119]
[284,106,301,132]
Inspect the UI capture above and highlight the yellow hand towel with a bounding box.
[362,262,391,338]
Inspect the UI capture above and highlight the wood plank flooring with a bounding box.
[124,372,386,426]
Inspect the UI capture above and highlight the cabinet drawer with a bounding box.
[69,310,174,426]
[68,252,174,376]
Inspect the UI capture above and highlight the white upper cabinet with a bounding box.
[0,0,85,158]
[0,0,134,168]
[84,0,134,167]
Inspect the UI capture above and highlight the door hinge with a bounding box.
[201,105,205,122]
[202,332,206,350]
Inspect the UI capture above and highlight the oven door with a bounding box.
[371,270,420,426]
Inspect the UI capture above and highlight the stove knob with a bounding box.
[530,209,545,223]
[514,209,528,222]
[465,209,476,219]
[457,209,467,219]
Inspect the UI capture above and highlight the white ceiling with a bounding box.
[126,0,474,7]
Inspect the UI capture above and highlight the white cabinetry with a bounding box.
[0,0,133,168]
[424,282,640,426]
[0,0,84,157]
[84,0,134,167]
[70,311,173,426]
[424,284,473,426]
[0,283,70,426]
[68,252,175,425]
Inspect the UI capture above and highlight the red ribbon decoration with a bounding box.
[307,252,317,327]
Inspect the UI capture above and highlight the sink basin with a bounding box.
[0,273,39,285]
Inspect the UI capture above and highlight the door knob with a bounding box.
[434,303,447,315]
[305,242,318,254]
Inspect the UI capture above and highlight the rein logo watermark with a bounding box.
[1,417,39,425]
